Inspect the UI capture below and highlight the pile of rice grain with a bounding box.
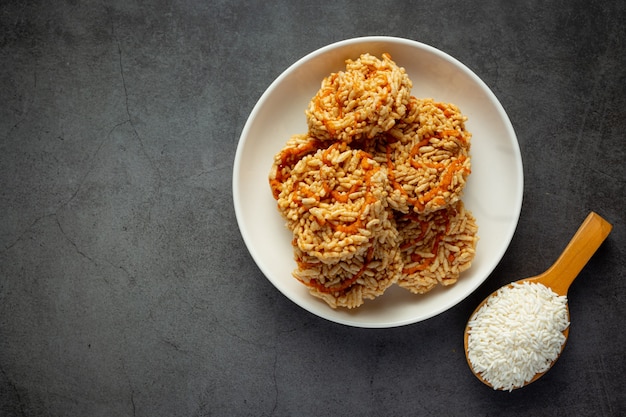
[466,281,570,391]
[269,53,479,309]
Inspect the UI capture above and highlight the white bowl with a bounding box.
[233,36,523,328]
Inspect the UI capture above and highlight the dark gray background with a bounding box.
[1,1,625,416]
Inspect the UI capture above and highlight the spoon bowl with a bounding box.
[464,212,612,390]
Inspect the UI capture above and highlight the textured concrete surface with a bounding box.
[1,1,625,416]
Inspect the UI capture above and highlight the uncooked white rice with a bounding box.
[466,281,570,391]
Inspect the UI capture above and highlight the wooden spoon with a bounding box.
[464,212,612,389]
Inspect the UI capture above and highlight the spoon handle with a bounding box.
[538,212,612,295]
